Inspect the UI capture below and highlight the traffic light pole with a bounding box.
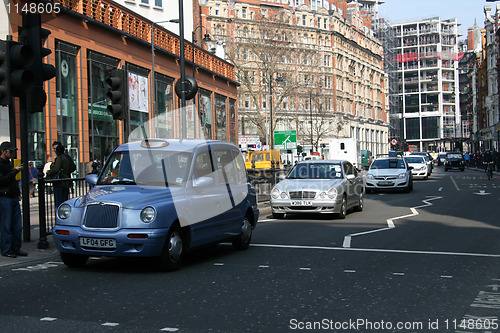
[20,95,31,242]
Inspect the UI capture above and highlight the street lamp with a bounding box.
[192,26,212,77]
[268,74,284,149]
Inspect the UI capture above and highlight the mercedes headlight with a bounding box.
[140,207,156,223]
[271,187,281,199]
[57,204,72,219]
[327,188,338,200]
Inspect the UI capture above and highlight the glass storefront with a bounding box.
[155,73,175,138]
[56,41,80,172]
[198,89,212,139]
[88,51,119,165]
[215,93,226,140]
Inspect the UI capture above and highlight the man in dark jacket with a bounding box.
[0,142,28,258]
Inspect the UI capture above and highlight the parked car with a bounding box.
[365,157,413,193]
[270,160,364,219]
[444,152,465,171]
[52,139,259,271]
[404,156,429,180]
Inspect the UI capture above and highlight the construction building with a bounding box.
[390,17,461,152]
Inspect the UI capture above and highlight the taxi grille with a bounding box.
[289,191,316,199]
[83,204,119,228]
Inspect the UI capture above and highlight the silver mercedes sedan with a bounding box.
[270,160,364,219]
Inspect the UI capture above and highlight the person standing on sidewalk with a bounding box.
[0,142,28,258]
[46,144,71,209]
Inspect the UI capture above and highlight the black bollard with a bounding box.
[37,164,49,249]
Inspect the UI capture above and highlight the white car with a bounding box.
[365,157,413,193]
[404,156,429,180]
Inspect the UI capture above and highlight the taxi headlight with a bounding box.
[140,207,156,223]
[57,204,71,219]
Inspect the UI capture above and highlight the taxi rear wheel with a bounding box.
[61,253,88,268]
[157,226,184,271]
[233,216,252,250]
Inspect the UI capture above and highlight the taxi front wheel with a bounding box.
[157,226,184,271]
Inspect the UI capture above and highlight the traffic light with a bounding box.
[0,39,34,106]
[22,14,56,113]
[0,40,9,106]
[297,145,303,155]
[106,69,127,120]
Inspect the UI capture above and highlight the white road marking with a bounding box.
[40,317,57,321]
[393,272,405,276]
[440,275,453,279]
[102,322,119,327]
[438,187,443,191]
[259,265,270,268]
[344,269,356,273]
[342,196,442,248]
[299,267,311,271]
[160,328,179,332]
[251,243,500,258]
[213,263,224,266]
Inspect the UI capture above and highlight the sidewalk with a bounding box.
[0,197,273,268]
[0,196,59,268]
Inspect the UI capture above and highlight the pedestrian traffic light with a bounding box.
[106,69,127,120]
[22,14,56,113]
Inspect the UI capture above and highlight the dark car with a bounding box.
[436,152,449,166]
[444,152,465,171]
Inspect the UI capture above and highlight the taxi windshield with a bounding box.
[98,150,193,187]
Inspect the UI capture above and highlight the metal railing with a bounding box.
[36,165,92,248]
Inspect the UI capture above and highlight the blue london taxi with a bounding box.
[53,139,259,271]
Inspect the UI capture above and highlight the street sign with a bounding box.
[391,139,398,146]
[274,130,297,150]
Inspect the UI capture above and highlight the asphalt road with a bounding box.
[1,166,500,333]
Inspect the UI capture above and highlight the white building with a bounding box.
[482,4,500,150]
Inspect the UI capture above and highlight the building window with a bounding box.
[215,94,227,140]
[154,73,175,138]
[141,0,148,5]
[154,0,161,7]
[87,51,119,164]
[56,41,80,170]
[242,7,247,19]
[198,89,213,139]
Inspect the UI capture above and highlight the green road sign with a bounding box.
[274,130,297,149]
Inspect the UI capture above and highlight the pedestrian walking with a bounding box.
[46,144,71,209]
[464,152,470,167]
[28,161,38,197]
[0,141,28,258]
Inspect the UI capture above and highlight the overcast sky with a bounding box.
[377,0,497,39]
